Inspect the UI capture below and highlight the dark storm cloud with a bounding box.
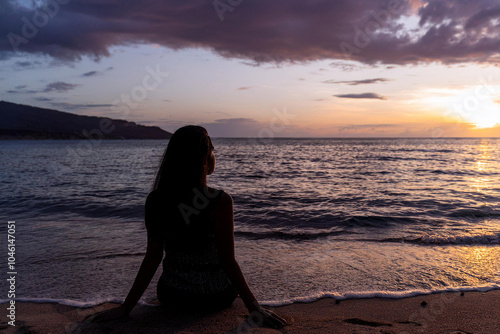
[335,93,387,100]
[1,0,499,64]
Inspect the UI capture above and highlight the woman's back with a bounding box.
[146,187,238,311]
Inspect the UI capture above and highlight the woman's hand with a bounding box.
[248,306,288,329]
[84,305,130,323]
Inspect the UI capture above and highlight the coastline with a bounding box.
[2,290,499,333]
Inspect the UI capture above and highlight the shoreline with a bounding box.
[3,284,499,308]
[1,290,499,333]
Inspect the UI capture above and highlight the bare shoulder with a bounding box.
[214,190,234,238]
[218,190,233,206]
[214,190,233,219]
[146,189,161,202]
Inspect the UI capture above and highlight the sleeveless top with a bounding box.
[146,187,234,296]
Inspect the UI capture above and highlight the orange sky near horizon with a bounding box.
[2,1,500,137]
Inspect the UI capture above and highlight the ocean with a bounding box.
[1,138,500,307]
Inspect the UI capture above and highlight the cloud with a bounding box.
[49,102,114,111]
[6,82,78,94]
[33,97,53,102]
[81,67,113,77]
[13,60,42,68]
[329,61,369,71]
[334,93,387,100]
[201,118,264,137]
[339,124,398,132]
[43,82,79,92]
[15,61,32,67]
[157,119,263,137]
[237,86,253,90]
[81,71,98,77]
[6,87,38,94]
[1,1,499,65]
[324,78,390,85]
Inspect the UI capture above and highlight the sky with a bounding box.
[1,0,500,137]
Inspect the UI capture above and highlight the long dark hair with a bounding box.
[152,125,213,193]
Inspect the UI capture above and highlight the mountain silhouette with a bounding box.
[0,101,172,139]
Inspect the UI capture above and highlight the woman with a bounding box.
[89,125,286,328]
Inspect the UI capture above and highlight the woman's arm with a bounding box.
[122,229,164,312]
[122,190,165,312]
[88,229,163,322]
[88,191,164,323]
[214,192,287,328]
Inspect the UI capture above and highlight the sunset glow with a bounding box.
[1,1,500,137]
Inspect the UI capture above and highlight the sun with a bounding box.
[464,102,500,129]
[428,86,500,129]
[418,86,500,129]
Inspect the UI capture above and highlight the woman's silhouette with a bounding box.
[89,125,286,328]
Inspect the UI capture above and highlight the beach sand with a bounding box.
[1,290,499,333]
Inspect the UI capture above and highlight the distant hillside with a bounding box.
[0,101,172,139]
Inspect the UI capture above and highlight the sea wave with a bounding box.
[262,284,500,306]
[1,197,144,220]
[385,232,500,245]
[235,229,349,241]
[236,228,500,245]
[3,285,499,308]
[446,208,500,218]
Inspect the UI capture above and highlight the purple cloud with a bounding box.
[324,78,390,85]
[335,93,387,100]
[201,118,264,137]
[81,71,98,77]
[1,1,499,64]
[43,82,79,93]
[81,67,113,77]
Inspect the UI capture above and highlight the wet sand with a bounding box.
[1,290,499,333]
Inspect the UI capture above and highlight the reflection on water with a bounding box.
[237,240,500,303]
[459,246,500,284]
[471,139,494,192]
